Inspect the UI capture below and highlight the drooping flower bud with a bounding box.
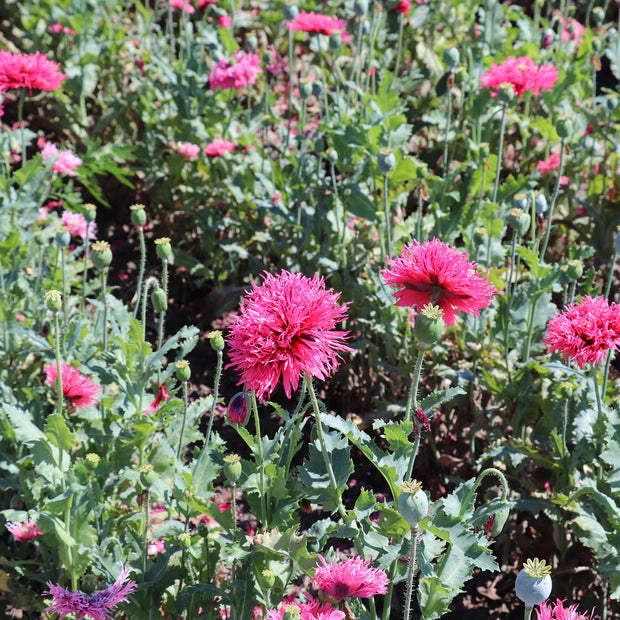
[91,240,112,270]
[44,290,63,313]
[151,287,168,313]
[227,391,250,426]
[398,480,429,526]
[414,304,445,349]
[223,454,242,483]
[515,558,552,608]
[154,237,173,261]
[130,204,147,227]
[489,504,510,536]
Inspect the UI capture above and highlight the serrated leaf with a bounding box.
[3,404,45,445]
[420,387,466,414]
[44,414,74,452]
[418,576,454,620]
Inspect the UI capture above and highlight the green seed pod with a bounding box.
[55,226,71,248]
[299,78,313,101]
[151,287,168,313]
[414,304,445,349]
[283,3,299,21]
[443,47,460,70]
[178,532,192,550]
[85,453,101,470]
[556,115,573,139]
[91,241,112,271]
[497,85,514,106]
[83,203,97,223]
[354,0,369,17]
[592,7,604,25]
[515,558,552,608]
[130,204,147,227]
[208,330,225,352]
[326,147,338,164]
[282,605,302,620]
[328,33,342,52]
[175,360,191,383]
[81,574,99,595]
[398,480,429,526]
[377,148,396,174]
[139,464,157,488]
[261,569,276,589]
[564,259,583,280]
[507,207,531,237]
[223,454,242,483]
[44,290,63,313]
[155,237,173,261]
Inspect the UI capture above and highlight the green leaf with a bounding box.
[418,576,454,620]
[420,387,466,415]
[44,414,74,452]
[3,404,45,445]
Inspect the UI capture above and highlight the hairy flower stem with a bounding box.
[133,226,147,319]
[18,89,26,166]
[53,311,64,417]
[80,223,91,316]
[157,261,169,360]
[405,348,426,424]
[522,293,542,361]
[60,250,68,329]
[403,525,419,620]
[503,234,519,378]
[285,29,295,152]
[394,13,405,78]
[231,482,237,528]
[305,373,347,519]
[100,269,109,353]
[491,104,508,205]
[540,138,567,261]
[524,606,533,620]
[204,349,222,451]
[592,367,603,422]
[458,467,510,519]
[176,381,189,461]
[347,17,365,108]
[442,89,452,179]
[381,561,398,620]
[251,392,269,524]
[142,276,160,341]
[383,173,393,259]
[142,488,150,582]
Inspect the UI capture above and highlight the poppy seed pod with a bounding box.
[130,204,147,227]
[154,237,172,261]
[507,207,531,237]
[556,116,573,139]
[515,558,552,608]
[83,203,97,223]
[223,454,242,483]
[44,290,62,313]
[377,148,396,174]
[282,605,302,620]
[261,569,276,589]
[55,226,71,248]
[175,360,191,383]
[80,574,99,595]
[443,47,460,70]
[398,480,429,526]
[139,464,157,488]
[91,241,112,271]
[328,33,342,52]
[535,194,548,216]
[283,4,299,21]
[299,78,313,101]
[414,304,445,349]
[208,330,225,352]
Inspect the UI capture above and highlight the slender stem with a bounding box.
[491,104,508,204]
[394,14,405,77]
[602,348,613,400]
[204,349,223,451]
[592,366,602,421]
[53,312,63,417]
[142,276,160,341]
[540,138,567,261]
[524,606,533,620]
[251,392,268,525]
[157,261,169,352]
[80,223,91,316]
[18,89,26,167]
[231,482,237,528]
[383,173,393,258]
[442,88,452,179]
[304,373,347,519]
[142,488,150,581]
[405,348,426,423]
[133,227,147,319]
[381,561,398,620]
[457,467,510,519]
[101,269,108,352]
[285,29,295,152]
[415,190,424,242]
[176,381,189,461]
[605,243,618,300]
[503,234,518,377]
[329,161,343,249]
[522,294,541,361]
[403,525,419,620]
[561,398,569,461]
[60,250,68,329]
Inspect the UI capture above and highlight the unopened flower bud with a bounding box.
[227,391,250,426]
[556,115,573,139]
[130,204,147,227]
[515,558,552,608]
[55,226,71,248]
[83,204,97,223]
[507,207,531,237]
[443,47,460,70]
[489,504,510,536]
[283,3,299,21]
[535,194,548,216]
[377,148,396,174]
[81,574,98,595]
[497,84,514,105]
[91,240,112,270]
[414,304,445,349]
[175,360,191,383]
[44,290,62,313]
[139,464,157,488]
[541,28,554,49]
[223,453,242,483]
[329,33,342,52]
[155,237,173,261]
[299,78,313,101]
[151,287,168,313]
[479,143,490,158]
[398,480,429,526]
[208,330,225,352]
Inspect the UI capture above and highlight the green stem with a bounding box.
[304,373,347,519]
[522,294,541,361]
[285,29,295,152]
[101,269,108,353]
[18,89,26,167]
[540,138,567,261]
[381,561,397,620]
[491,104,508,204]
[383,173,393,258]
[133,227,147,319]
[457,467,510,520]
[176,381,189,461]
[394,13,405,77]
[142,488,150,581]
[403,525,419,620]
[157,261,169,353]
[503,234,518,377]
[442,88,452,179]
[141,276,159,341]
[251,392,269,525]
[405,348,426,423]
[605,242,618,300]
[524,606,533,620]
[204,349,223,451]
[231,482,237,528]
[53,312,64,417]
[80,223,91,316]
[592,366,602,422]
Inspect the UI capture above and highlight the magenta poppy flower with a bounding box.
[312,555,389,601]
[480,56,558,98]
[6,519,43,541]
[45,361,102,412]
[0,51,66,93]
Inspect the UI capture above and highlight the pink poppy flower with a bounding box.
[312,555,389,600]
[287,11,347,36]
[41,141,82,176]
[543,296,620,368]
[536,152,561,175]
[267,595,345,619]
[62,210,97,240]
[560,17,585,45]
[394,1,413,14]
[6,519,43,541]
[147,539,165,556]
[0,51,66,93]
[143,383,170,414]
[480,56,558,97]
[176,141,200,159]
[226,270,351,402]
[217,14,232,27]
[536,598,594,620]
[44,565,136,620]
[209,51,262,92]
[45,361,102,412]
[204,139,236,156]
[381,238,496,326]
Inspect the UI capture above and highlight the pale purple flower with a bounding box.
[6,519,43,541]
[61,210,97,240]
[41,141,82,176]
